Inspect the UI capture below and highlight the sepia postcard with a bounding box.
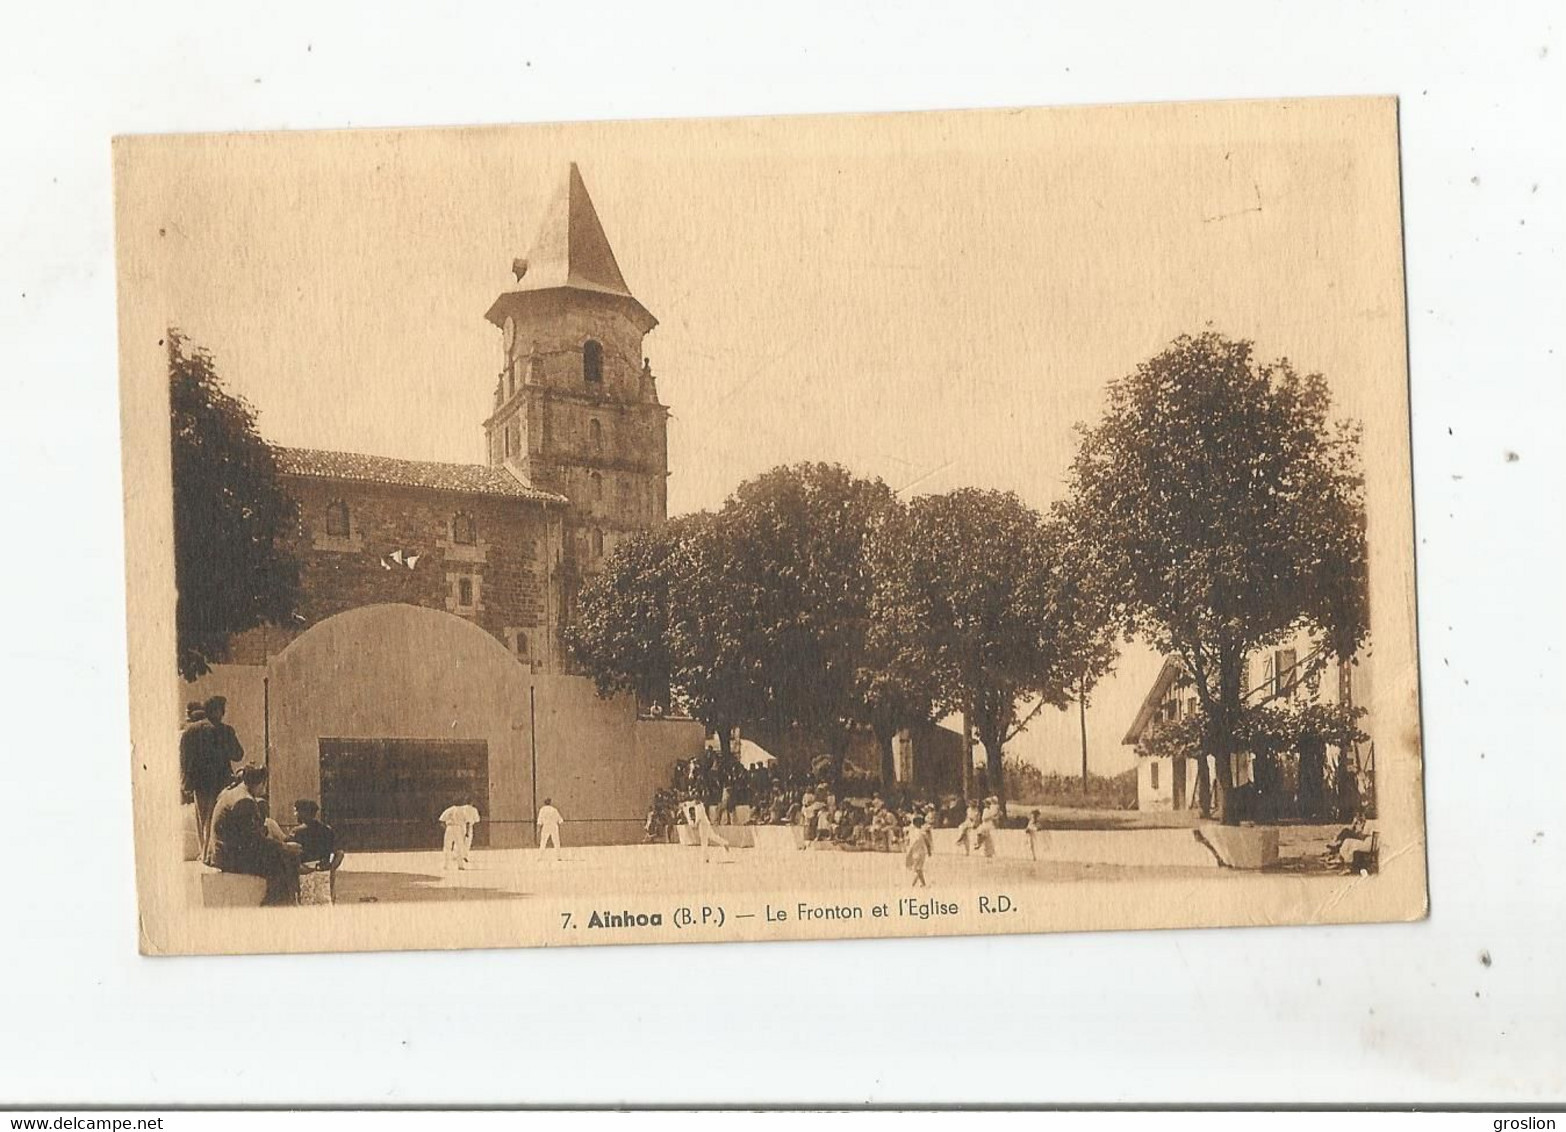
[116,97,1427,956]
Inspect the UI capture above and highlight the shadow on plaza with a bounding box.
[334,870,526,903]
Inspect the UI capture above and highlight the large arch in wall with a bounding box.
[265,603,533,849]
[263,603,705,849]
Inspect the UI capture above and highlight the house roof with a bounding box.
[273,446,566,504]
[1122,657,1186,747]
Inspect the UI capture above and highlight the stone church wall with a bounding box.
[228,477,559,670]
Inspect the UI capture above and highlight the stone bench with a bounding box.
[181,803,201,862]
[1196,824,1280,869]
[186,863,267,908]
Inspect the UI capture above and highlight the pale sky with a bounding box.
[123,98,1403,775]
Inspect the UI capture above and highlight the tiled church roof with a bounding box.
[273,446,567,503]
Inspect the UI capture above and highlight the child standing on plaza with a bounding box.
[905,814,932,887]
[682,799,732,863]
[1025,809,1046,861]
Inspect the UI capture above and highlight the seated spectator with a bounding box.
[1326,815,1374,868]
[289,800,337,868]
[209,767,302,906]
[833,805,857,844]
[815,801,835,843]
[872,803,901,851]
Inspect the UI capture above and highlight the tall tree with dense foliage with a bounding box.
[720,463,899,781]
[871,489,1086,808]
[569,512,764,757]
[568,519,687,711]
[170,330,301,681]
[1066,332,1368,823]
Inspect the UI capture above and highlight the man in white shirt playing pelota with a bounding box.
[682,799,732,863]
[536,797,564,861]
[439,798,481,871]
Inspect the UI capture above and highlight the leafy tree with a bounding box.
[1067,332,1368,823]
[870,489,1084,808]
[569,512,763,757]
[573,464,900,779]
[664,511,773,758]
[719,463,899,782]
[568,520,686,711]
[170,330,301,680]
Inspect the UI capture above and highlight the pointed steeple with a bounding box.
[487,162,655,333]
[513,163,633,299]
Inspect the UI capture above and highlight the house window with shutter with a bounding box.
[1274,648,1298,698]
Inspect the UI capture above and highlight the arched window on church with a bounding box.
[451,512,477,546]
[590,471,604,502]
[325,500,351,538]
[591,528,605,559]
[583,339,603,383]
[589,418,603,454]
[505,422,519,459]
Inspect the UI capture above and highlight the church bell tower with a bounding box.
[483,163,670,626]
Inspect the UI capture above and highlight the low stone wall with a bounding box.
[675,824,760,848]
[929,828,1225,868]
[681,823,1228,868]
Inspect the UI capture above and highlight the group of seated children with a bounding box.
[798,793,913,850]
[649,774,1056,863]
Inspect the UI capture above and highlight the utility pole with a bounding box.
[529,685,539,845]
[960,708,975,802]
[1079,694,1089,794]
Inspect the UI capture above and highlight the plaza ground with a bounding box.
[333,819,1358,905]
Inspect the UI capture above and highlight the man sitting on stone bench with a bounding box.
[1326,814,1377,872]
[209,766,302,906]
